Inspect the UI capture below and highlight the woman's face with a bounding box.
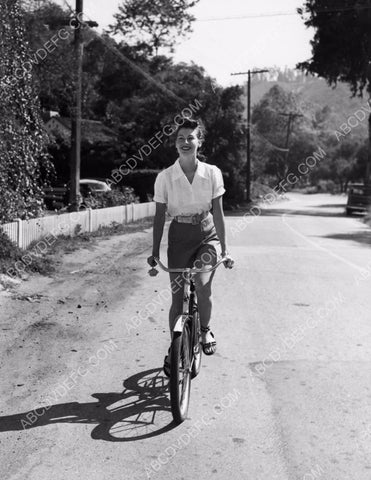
[175,127,201,158]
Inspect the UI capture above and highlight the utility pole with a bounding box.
[231,69,269,202]
[279,112,303,166]
[366,0,371,185]
[69,1,98,211]
[69,0,84,211]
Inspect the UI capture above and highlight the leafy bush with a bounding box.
[316,180,338,194]
[0,230,53,277]
[82,187,139,209]
[365,208,371,228]
[303,186,320,194]
[0,230,22,261]
[303,181,339,194]
[114,170,159,202]
[251,181,279,199]
[0,1,54,223]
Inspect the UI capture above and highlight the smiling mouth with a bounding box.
[181,146,192,151]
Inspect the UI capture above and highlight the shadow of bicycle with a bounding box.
[92,368,175,441]
[0,368,176,442]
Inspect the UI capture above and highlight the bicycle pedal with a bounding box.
[148,268,159,277]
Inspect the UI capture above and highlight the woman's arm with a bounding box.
[212,196,234,268]
[152,202,167,258]
[212,196,227,256]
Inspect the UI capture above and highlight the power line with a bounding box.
[251,126,289,153]
[197,12,297,21]
[61,0,187,105]
[197,4,371,22]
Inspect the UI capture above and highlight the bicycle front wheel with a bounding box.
[191,309,202,379]
[170,325,191,424]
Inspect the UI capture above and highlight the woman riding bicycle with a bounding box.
[147,118,233,374]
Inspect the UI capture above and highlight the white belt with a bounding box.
[174,212,209,225]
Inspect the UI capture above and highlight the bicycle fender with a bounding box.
[173,315,188,333]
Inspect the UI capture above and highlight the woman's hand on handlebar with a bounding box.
[222,252,234,269]
[147,254,158,267]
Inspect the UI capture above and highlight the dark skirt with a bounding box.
[167,213,220,269]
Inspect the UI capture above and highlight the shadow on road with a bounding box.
[0,368,177,442]
[318,231,371,247]
[228,207,348,218]
[316,203,347,208]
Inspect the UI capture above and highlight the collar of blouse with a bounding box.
[172,158,208,181]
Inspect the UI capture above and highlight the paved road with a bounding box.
[1,193,371,480]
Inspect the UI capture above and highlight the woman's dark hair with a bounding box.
[174,118,206,144]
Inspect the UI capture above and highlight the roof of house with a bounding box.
[46,117,117,145]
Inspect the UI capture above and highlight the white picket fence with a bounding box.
[1,202,155,249]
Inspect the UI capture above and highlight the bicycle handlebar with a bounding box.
[152,256,228,274]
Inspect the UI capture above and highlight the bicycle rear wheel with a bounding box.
[170,324,191,424]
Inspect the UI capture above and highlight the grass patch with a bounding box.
[0,230,54,277]
[0,217,153,279]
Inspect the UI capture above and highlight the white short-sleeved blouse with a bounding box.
[153,159,225,217]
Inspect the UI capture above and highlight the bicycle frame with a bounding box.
[173,269,196,334]
[153,258,226,366]
[150,256,227,424]
[154,257,226,331]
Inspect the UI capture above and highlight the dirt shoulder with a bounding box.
[0,219,164,477]
[0,221,156,405]
[0,219,155,348]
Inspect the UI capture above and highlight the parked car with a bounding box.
[345,183,371,215]
[44,179,111,210]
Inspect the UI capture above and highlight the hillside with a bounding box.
[247,77,370,137]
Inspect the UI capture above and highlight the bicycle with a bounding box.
[148,256,229,424]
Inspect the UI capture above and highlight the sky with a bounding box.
[59,0,314,87]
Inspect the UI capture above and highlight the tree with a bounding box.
[0,0,54,223]
[99,55,245,168]
[202,85,245,201]
[15,1,245,201]
[297,0,371,183]
[252,86,308,182]
[22,2,80,116]
[326,136,364,191]
[108,0,199,56]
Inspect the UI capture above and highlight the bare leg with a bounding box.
[168,272,186,339]
[193,246,217,347]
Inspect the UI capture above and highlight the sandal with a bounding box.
[163,348,171,377]
[201,326,216,356]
